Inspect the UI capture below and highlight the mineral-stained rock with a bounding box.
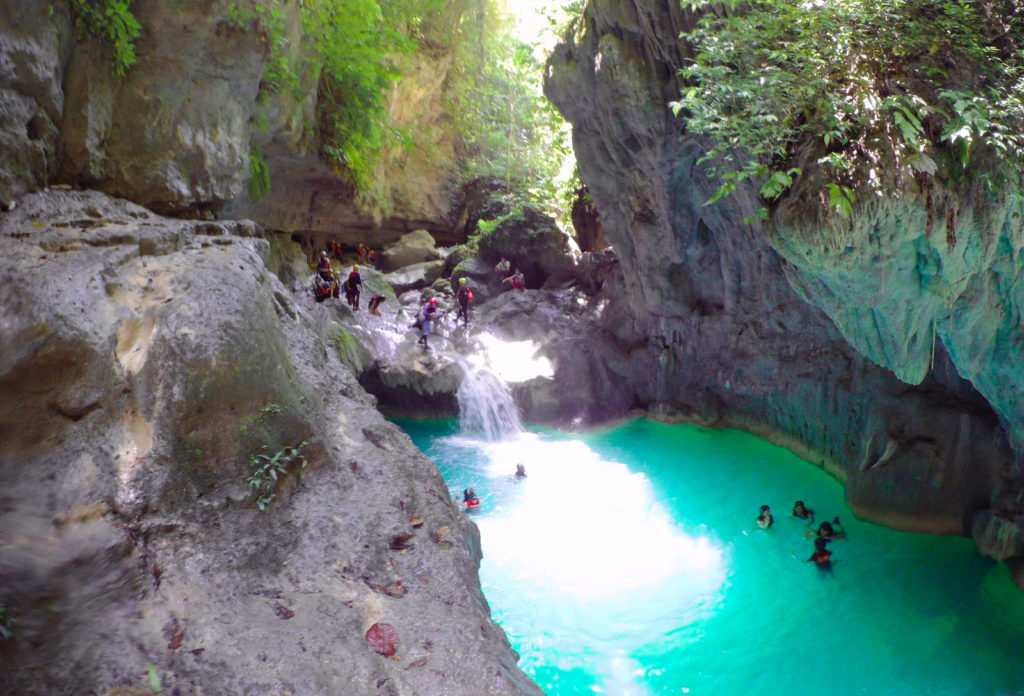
[0,190,541,696]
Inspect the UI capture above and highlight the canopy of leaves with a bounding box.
[675,0,1024,216]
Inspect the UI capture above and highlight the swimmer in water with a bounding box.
[808,537,833,568]
[792,500,814,522]
[515,463,527,478]
[756,504,774,529]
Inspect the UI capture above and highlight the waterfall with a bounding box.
[456,362,523,441]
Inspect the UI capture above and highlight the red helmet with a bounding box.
[429,297,438,306]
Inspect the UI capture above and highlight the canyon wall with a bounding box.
[544,0,1023,580]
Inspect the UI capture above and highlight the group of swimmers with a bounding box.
[756,501,847,569]
[458,464,527,507]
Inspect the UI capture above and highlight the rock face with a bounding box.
[0,190,540,696]
[0,2,476,237]
[544,0,1023,578]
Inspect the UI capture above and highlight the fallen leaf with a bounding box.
[274,604,294,620]
[410,517,424,528]
[365,622,399,657]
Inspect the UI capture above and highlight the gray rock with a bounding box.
[0,190,541,696]
[384,259,445,294]
[379,229,442,271]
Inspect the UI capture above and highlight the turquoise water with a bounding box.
[397,418,1024,696]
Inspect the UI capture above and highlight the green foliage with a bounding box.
[68,0,141,80]
[676,0,1024,214]
[447,22,575,216]
[248,145,270,201]
[147,662,162,693]
[0,604,14,640]
[248,440,308,511]
[305,0,435,205]
[476,209,522,237]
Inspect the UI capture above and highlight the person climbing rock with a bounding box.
[756,504,774,529]
[417,297,439,348]
[455,277,473,326]
[502,268,524,290]
[346,264,363,310]
[368,294,385,316]
[807,536,833,569]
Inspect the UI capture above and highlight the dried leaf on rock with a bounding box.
[365,622,400,657]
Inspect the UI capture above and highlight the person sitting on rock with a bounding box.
[368,294,385,316]
[313,273,331,302]
[346,264,363,309]
[494,256,512,278]
[756,504,774,529]
[455,277,473,326]
[317,251,333,281]
[367,248,378,266]
[502,268,525,290]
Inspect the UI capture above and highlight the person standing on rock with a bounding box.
[455,277,473,326]
[346,264,363,309]
[418,297,439,348]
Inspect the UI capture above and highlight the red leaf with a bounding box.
[365,622,399,657]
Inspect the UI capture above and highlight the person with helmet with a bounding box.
[346,264,363,309]
[455,276,473,326]
[418,297,439,348]
[317,250,333,281]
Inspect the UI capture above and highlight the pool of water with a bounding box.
[396,418,1024,696]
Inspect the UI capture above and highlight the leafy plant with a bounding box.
[675,0,1024,217]
[248,145,270,201]
[68,0,141,80]
[248,440,308,511]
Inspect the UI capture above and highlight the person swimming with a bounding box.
[463,487,479,504]
[756,504,774,529]
[807,536,833,568]
[808,520,845,542]
[792,500,815,522]
[515,463,527,478]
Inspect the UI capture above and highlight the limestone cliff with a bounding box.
[544,0,1023,584]
[0,0,468,239]
[0,190,540,695]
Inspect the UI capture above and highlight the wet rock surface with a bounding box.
[0,190,541,695]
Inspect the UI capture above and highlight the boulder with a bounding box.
[378,229,441,271]
[476,206,577,288]
[383,259,444,294]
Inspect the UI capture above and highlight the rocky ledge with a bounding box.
[0,189,540,696]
